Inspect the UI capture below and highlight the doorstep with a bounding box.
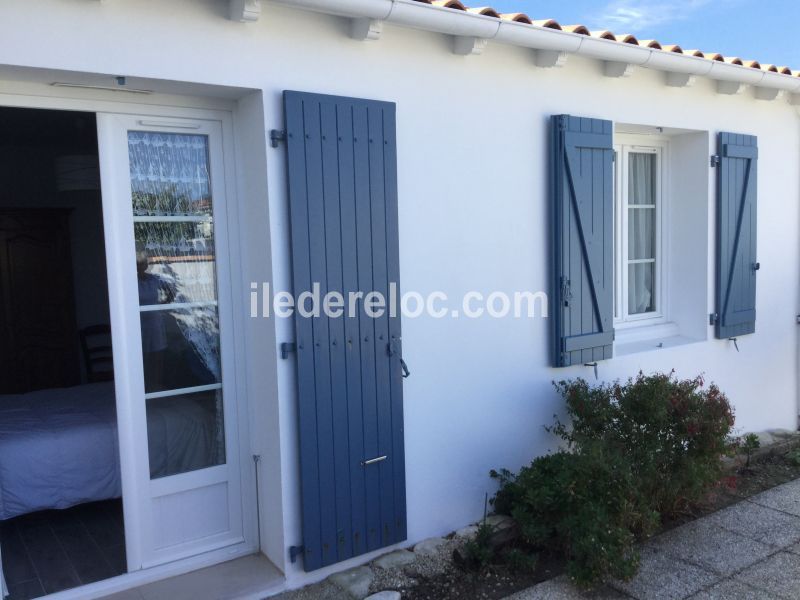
[99,554,284,600]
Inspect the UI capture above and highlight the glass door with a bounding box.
[97,114,245,570]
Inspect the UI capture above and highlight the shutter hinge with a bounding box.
[710,154,721,167]
[613,150,617,163]
[709,312,719,326]
[270,129,287,148]
[289,545,304,563]
[280,342,296,359]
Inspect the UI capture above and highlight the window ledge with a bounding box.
[614,322,699,356]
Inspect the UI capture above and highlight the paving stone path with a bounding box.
[508,477,800,599]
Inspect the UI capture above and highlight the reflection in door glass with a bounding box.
[128,131,226,479]
[147,390,226,479]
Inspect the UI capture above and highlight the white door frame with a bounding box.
[0,87,262,596]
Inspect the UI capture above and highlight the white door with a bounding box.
[97,114,245,570]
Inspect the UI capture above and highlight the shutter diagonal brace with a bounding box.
[721,154,753,328]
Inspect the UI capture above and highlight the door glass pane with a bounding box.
[628,262,655,314]
[147,390,226,479]
[136,221,217,304]
[140,306,221,394]
[628,152,656,205]
[128,131,226,478]
[628,207,655,260]
[129,132,213,216]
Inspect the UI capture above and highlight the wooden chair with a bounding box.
[80,324,114,383]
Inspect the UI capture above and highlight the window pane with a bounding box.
[128,130,227,479]
[129,132,212,216]
[628,152,656,205]
[628,207,656,260]
[136,221,217,304]
[140,306,221,394]
[147,390,226,479]
[628,262,655,314]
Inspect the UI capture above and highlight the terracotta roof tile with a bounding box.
[407,0,797,81]
[615,35,638,45]
[532,19,561,30]
[590,30,616,41]
[639,39,663,50]
[467,6,499,18]
[500,12,532,24]
[431,0,467,10]
[562,24,590,35]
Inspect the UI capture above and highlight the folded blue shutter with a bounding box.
[715,132,758,338]
[283,91,406,571]
[551,115,614,367]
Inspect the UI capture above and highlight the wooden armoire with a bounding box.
[0,209,80,394]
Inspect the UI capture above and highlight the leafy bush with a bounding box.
[739,433,761,468]
[491,372,735,588]
[461,521,495,571]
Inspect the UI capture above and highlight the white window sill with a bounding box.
[614,322,699,356]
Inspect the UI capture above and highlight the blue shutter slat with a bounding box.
[284,94,323,569]
[715,131,758,339]
[551,115,615,367]
[383,106,407,542]
[301,98,338,567]
[366,104,396,548]
[351,102,382,554]
[335,103,368,558]
[284,91,407,571]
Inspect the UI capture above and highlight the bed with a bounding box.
[0,382,222,521]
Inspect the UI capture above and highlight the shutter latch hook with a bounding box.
[729,338,740,352]
[584,362,599,380]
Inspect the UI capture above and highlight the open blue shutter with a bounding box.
[284,91,406,571]
[551,115,614,367]
[715,132,758,339]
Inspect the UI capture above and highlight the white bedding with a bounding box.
[0,382,222,522]
[0,383,121,521]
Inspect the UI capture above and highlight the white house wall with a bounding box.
[1,0,799,590]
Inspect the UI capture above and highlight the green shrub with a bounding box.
[551,372,735,517]
[739,433,761,468]
[492,449,648,586]
[461,521,495,571]
[491,372,735,588]
[505,548,538,574]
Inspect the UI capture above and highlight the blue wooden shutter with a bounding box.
[715,132,758,339]
[551,115,614,367]
[283,91,406,571]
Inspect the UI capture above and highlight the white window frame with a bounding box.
[613,136,668,328]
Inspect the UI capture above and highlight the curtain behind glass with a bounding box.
[628,153,656,314]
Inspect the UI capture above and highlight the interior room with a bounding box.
[0,107,125,600]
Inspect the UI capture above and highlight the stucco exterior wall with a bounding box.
[1,0,798,590]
